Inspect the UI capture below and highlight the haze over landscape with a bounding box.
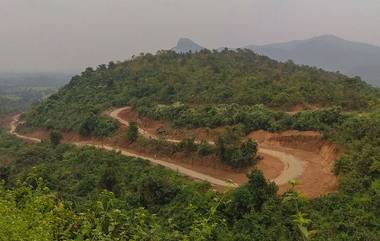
[1,0,380,73]
[1,1,380,240]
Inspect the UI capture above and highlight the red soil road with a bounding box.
[113,107,339,197]
[9,108,339,197]
[110,107,305,186]
[8,114,237,188]
[249,130,339,196]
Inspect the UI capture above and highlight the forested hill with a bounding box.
[24,49,380,131]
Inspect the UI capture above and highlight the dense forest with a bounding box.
[23,49,380,132]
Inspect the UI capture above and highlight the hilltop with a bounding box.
[171,38,205,53]
[23,49,379,131]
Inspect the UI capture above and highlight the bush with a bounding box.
[198,140,213,156]
[126,122,139,143]
[49,130,63,146]
[177,138,198,155]
[216,128,259,170]
[79,115,118,137]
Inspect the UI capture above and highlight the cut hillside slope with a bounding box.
[249,130,339,196]
[8,114,237,188]
[23,50,380,132]
[111,107,339,197]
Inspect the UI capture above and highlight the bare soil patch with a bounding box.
[23,126,284,189]
[117,108,225,141]
[116,107,340,197]
[9,107,340,197]
[249,130,340,197]
[279,103,321,115]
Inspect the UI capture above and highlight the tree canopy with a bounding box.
[23,49,380,132]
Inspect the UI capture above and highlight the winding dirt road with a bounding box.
[9,115,41,143]
[9,108,305,188]
[9,114,237,188]
[110,107,304,185]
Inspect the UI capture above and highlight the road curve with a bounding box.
[9,115,41,143]
[9,108,304,187]
[259,148,304,185]
[9,114,237,188]
[109,107,305,185]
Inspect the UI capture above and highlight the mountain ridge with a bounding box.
[172,35,380,86]
[246,35,380,86]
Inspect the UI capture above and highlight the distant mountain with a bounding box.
[172,38,205,53]
[246,35,380,87]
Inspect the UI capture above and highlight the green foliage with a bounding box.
[291,107,344,131]
[1,128,380,240]
[198,140,213,156]
[0,181,70,241]
[3,49,380,240]
[49,130,62,146]
[282,181,315,241]
[23,50,380,132]
[216,128,259,169]
[140,103,347,134]
[126,121,139,143]
[225,170,278,219]
[79,115,118,137]
[177,138,198,154]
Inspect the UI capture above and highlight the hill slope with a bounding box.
[24,49,379,131]
[247,35,380,86]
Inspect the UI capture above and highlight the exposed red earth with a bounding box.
[8,107,340,197]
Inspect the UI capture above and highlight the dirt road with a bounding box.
[9,108,305,188]
[9,115,41,143]
[9,114,237,188]
[109,107,305,185]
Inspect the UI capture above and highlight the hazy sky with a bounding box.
[1,0,380,73]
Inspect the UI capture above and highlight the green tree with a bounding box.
[79,115,97,137]
[126,122,139,143]
[282,180,315,241]
[49,130,63,146]
[178,138,197,155]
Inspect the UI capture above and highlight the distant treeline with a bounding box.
[0,72,71,116]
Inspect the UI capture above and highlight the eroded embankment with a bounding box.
[8,114,237,188]
[9,108,340,197]
[249,130,339,197]
[112,107,340,197]
[110,107,304,186]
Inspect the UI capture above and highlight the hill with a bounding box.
[23,49,380,132]
[172,38,204,53]
[247,35,380,87]
[6,49,380,241]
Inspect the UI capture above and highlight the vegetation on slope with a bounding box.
[138,103,345,133]
[5,50,380,239]
[23,49,379,132]
[1,112,380,240]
